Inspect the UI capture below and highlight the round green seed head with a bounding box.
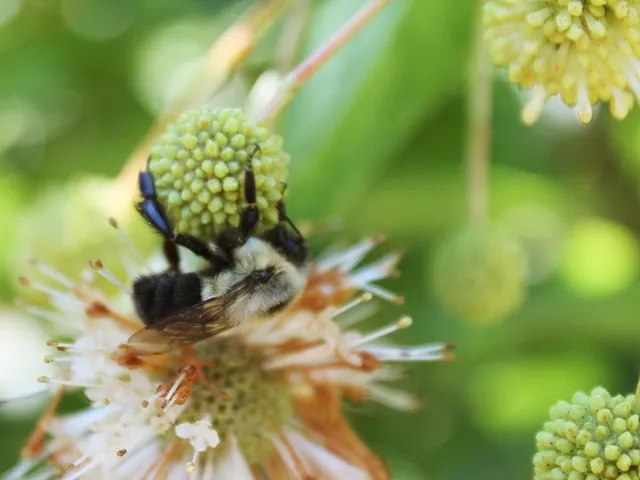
[534,387,640,480]
[432,227,527,324]
[176,339,293,464]
[148,106,290,239]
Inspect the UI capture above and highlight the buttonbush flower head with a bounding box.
[432,227,527,324]
[484,0,640,124]
[6,231,454,479]
[148,107,290,238]
[534,387,640,480]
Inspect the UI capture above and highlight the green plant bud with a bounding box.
[432,227,527,324]
[148,107,290,238]
[534,388,640,480]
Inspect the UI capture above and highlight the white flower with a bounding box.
[4,228,453,480]
[175,417,220,473]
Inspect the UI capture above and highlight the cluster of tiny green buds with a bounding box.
[484,0,640,124]
[177,340,292,464]
[148,107,290,238]
[535,387,640,480]
[432,227,527,324]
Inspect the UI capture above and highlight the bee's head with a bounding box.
[229,237,309,319]
[261,223,307,266]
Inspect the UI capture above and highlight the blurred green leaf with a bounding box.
[283,0,474,219]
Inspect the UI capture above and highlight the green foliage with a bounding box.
[2,0,640,478]
[432,227,527,324]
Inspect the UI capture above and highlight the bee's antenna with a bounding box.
[248,144,261,162]
[276,182,304,241]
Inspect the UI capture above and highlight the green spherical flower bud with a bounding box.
[534,387,640,480]
[432,227,527,324]
[148,106,290,238]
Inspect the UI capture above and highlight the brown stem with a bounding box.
[255,0,391,125]
[466,8,492,228]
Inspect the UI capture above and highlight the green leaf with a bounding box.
[282,0,474,218]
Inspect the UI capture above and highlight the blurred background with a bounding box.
[1,0,639,478]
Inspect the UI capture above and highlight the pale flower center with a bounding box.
[175,338,294,464]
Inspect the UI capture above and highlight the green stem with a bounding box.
[466,8,492,228]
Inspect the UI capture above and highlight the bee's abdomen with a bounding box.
[132,273,202,326]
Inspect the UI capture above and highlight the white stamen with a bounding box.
[162,372,187,409]
[49,342,114,353]
[269,434,310,479]
[359,283,403,304]
[27,469,57,480]
[335,301,379,329]
[37,376,103,389]
[186,451,199,474]
[43,355,87,364]
[30,259,74,289]
[331,293,372,318]
[67,454,90,470]
[3,458,40,480]
[348,317,412,348]
[142,391,163,408]
[576,77,593,124]
[61,459,98,480]
[262,344,335,370]
[522,86,546,125]
[109,217,149,270]
[19,278,84,307]
[26,306,78,330]
[362,343,454,362]
[368,384,421,411]
[348,252,402,285]
[319,236,383,271]
[89,260,132,296]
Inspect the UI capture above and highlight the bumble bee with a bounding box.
[127,147,308,355]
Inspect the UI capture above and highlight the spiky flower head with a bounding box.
[484,0,640,124]
[432,227,527,324]
[148,107,290,238]
[6,230,454,479]
[13,177,148,278]
[534,387,640,480]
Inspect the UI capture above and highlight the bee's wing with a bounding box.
[127,281,249,356]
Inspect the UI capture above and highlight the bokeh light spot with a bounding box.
[560,217,639,297]
[0,0,21,28]
[134,20,214,114]
[0,311,51,401]
[61,0,136,40]
[469,354,610,436]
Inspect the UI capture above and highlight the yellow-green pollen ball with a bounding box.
[148,107,290,238]
[177,339,294,464]
[534,387,640,480]
[432,227,527,324]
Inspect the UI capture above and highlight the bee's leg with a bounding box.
[240,145,261,237]
[136,169,173,237]
[180,346,231,400]
[163,238,180,271]
[137,168,219,264]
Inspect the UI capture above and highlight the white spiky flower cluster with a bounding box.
[484,0,640,124]
[5,228,453,480]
